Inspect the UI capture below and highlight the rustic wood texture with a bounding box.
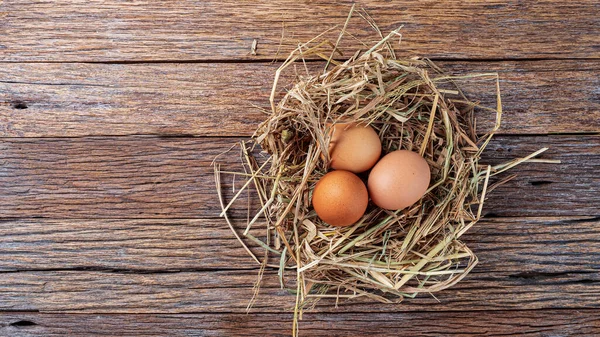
[2,0,599,334]
[1,1,599,62]
[0,136,597,219]
[0,267,598,313]
[0,217,598,275]
[0,216,597,314]
[1,60,599,137]
[1,310,599,336]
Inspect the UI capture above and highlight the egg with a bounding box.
[328,123,381,173]
[312,170,368,227]
[368,150,431,210]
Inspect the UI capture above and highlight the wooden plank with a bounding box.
[1,310,599,336]
[1,60,599,137]
[1,1,598,62]
[0,217,598,276]
[482,135,600,217]
[0,135,597,219]
[0,216,597,314]
[0,219,256,272]
[0,267,598,313]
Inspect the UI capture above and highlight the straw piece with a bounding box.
[213,164,260,265]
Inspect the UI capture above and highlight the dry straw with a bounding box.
[214,7,548,335]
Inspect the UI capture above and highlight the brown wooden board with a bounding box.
[0,216,598,314]
[0,217,598,276]
[1,60,599,137]
[0,136,597,219]
[0,267,597,313]
[2,1,599,334]
[1,1,599,62]
[1,310,599,336]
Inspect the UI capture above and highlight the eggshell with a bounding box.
[328,123,381,173]
[368,150,431,210]
[312,170,368,227]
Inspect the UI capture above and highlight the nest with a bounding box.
[214,12,547,335]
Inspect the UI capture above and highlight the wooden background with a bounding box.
[1,1,599,336]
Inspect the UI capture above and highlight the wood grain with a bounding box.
[0,135,597,219]
[0,217,598,276]
[0,0,597,334]
[0,267,598,313]
[1,310,599,336]
[0,216,597,314]
[1,60,599,137]
[1,1,598,62]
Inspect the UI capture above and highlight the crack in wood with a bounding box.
[9,320,37,327]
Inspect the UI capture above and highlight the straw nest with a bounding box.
[214,13,547,334]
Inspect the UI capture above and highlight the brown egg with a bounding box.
[312,170,368,227]
[368,150,431,210]
[328,123,381,173]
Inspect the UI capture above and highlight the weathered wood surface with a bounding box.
[1,60,599,137]
[0,216,597,314]
[2,0,599,335]
[1,217,598,275]
[1,1,599,62]
[0,135,597,219]
[0,267,598,313]
[2,310,599,336]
